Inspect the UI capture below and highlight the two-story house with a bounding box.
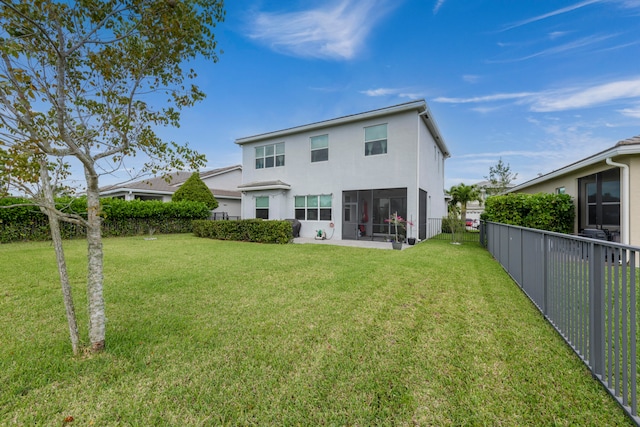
[235,100,450,241]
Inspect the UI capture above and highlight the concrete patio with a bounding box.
[292,237,413,250]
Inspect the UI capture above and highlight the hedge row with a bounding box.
[0,197,212,243]
[0,197,211,221]
[100,198,211,220]
[0,197,43,223]
[0,217,197,243]
[192,219,292,244]
[482,193,575,234]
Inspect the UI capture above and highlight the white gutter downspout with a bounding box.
[606,158,629,245]
[416,112,421,241]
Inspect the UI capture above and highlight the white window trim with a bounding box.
[295,194,332,221]
[255,196,269,219]
[364,123,388,157]
[310,134,329,163]
[255,142,285,169]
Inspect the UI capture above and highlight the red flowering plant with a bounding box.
[385,211,406,243]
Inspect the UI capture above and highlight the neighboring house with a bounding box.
[506,136,640,246]
[99,165,243,218]
[465,180,515,223]
[234,100,450,241]
[464,185,485,224]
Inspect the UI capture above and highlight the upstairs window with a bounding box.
[295,195,332,221]
[311,134,329,162]
[365,124,387,156]
[255,142,285,169]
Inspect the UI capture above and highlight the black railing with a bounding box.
[425,217,481,243]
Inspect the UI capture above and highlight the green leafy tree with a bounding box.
[0,0,225,353]
[172,172,218,210]
[448,183,482,220]
[484,158,518,195]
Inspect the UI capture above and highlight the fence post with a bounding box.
[589,243,604,376]
[542,233,548,316]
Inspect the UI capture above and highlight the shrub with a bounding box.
[0,197,41,221]
[192,219,293,244]
[100,198,211,221]
[482,193,574,234]
[172,173,218,210]
[441,217,464,233]
[0,197,212,243]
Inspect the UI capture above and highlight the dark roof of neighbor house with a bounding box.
[508,135,640,193]
[616,135,640,146]
[234,100,450,158]
[99,165,242,198]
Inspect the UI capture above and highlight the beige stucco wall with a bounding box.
[518,162,613,196]
[515,155,639,247]
[516,161,613,235]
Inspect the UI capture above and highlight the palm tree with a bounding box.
[448,183,483,220]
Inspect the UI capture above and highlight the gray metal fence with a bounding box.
[485,221,640,425]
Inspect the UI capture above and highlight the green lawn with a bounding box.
[0,235,633,426]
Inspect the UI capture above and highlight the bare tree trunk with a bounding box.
[85,169,106,352]
[38,160,80,354]
[49,214,81,355]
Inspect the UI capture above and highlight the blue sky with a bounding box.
[120,0,640,189]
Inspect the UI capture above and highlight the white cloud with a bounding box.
[449,123,615,183]
[434,92,535,104]
[501,0,604,32]
[399,93,424,100]
[617,0,640,9]
[548,31,570,40]
[618,106,640,118]
[433,0,446,14]
[247,1,394,60]
[593,40,640,53]
[471,106,504,114]
[434,77,640,113]
[489,34,616,63]
[456,150,559,159]
[463,74,481,83]
[361,87,424,99]
[531,77,640,111]
[524,123,616,173]
[361,88,398,97]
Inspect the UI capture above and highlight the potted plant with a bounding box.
[406,215,416,245]
[385,211,405,250]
